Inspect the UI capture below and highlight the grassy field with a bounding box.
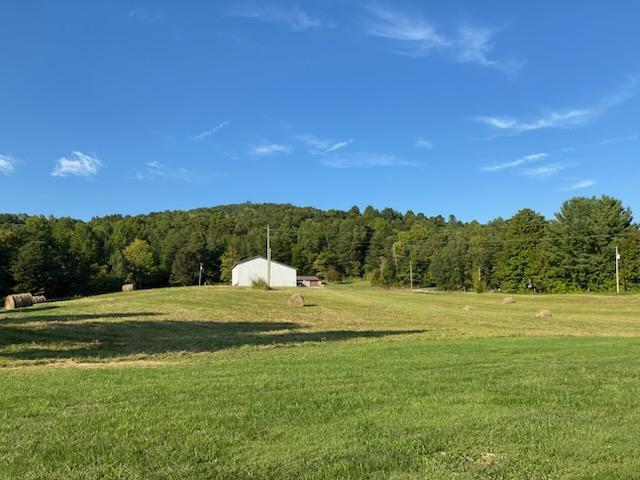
[2,283,640,479]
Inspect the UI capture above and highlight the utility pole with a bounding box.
[409,259,413,292]
[198,262,204,286]
[616,245,621,294]
[266,225,272,288]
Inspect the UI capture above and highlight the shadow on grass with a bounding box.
[1,311,163,325]
[0,314,425,362]
[1,305,61,315]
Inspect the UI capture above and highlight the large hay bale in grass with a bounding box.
[32,295,47,304]
[535,308,552,318]
[502,297,515,305]
[288,294,305,307]
[122,283,135,292]
[4,293,34,310]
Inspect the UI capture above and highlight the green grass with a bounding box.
[2,284,640,478]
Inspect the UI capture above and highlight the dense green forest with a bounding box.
[2,196,640,298]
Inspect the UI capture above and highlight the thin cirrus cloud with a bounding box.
[481,152,548,172]
[598,133,639,145]
[414,138,433,149]
[249,142,294,156]
[455,24,508,69]
[297,136,415,168]
[0,154,16,175]
[297,135,353,155]
[52,151,102,177]
[230,4,322,31]
[189,121,230,141]
[477,76,639,134]
[562,179,595,191]
[364,5,448,52]
[322,152,416,169]
[136,161,204,183]
[522,164,565,177]
[363,5,522,76]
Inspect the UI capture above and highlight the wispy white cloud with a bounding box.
[481,152,548,172]
[298,135,353,155]
[477,76,639,134]
[249,142,294,156]
[0,154,16,175]
[455,24,494,66]
[324,140,352,153]
[231,4,322,31]
[476,109,594,133]
[136,161,204,183]
[599,133,639,145]
[364,5,449,54]
[298,136,411,167]
[364,6,520,75]
[563,179,595,191]
[414,138,433,149]
[454,24,523,76]
[52,151,102,177]
[522,164,565,177]
[322,152,416,168]
[189,121,230,141]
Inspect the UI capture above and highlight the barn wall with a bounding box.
[232,258,297,287]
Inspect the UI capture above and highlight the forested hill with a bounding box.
[1,197,640,298]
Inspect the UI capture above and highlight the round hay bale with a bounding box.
[4,293,34,310]
[288,294,305,307]
[502,297,515,305]
[32,295,47,304]
[463,304,474,312]
[122,283,135,292]
[535,308,552,318]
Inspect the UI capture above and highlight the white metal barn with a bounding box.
[231,256,297,287]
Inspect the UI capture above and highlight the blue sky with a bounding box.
[1,1,639,222]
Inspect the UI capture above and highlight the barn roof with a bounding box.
[231,256,296,271]
[297,276,320,281]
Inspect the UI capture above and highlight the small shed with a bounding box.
[297,276,322,288]
[231,256,297,287]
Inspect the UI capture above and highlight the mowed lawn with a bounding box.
[2,284,640,479]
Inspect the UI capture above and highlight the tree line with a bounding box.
[1,196,640,298]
